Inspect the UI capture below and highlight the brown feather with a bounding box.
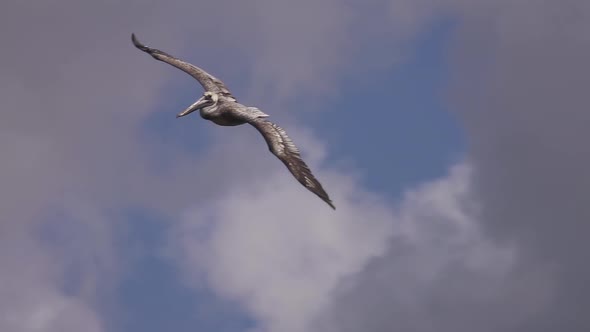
[248,118,335,209]
[131,34,235,99]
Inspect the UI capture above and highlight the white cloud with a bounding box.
[169,129,393,332]
[169,128,515,332]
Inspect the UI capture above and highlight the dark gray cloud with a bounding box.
[455,0,590,329]
[0,1,203,330]
[312,1,590,332]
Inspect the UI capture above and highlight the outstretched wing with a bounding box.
[247,118,335,209]
[131,33,235,99]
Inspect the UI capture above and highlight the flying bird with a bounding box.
[131,34,335,209]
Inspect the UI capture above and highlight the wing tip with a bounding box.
[316,187,336,210]
[321,193,336,210]
[131,33,150,52]
[316,189,336,210]
[327,200,336,210]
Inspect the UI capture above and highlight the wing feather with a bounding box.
[248,118,335,209]
[131,34,234,99]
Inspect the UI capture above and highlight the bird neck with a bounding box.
[199,104,218,117]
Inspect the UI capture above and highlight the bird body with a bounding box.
[199,100,247,126]
[132,34,335,209]
[200,99,269,127]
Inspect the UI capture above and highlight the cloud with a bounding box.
[1,0,397,330]
[8,0,587,331]
[311,163,545,332]
[169,1,590,332]
[448,0,590,330]
[312,1,590,331]
[169,129,395,332]
[170,154,517,332]
[0,1,218,330]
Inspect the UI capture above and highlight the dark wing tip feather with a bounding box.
[131,33,166,58]
[131,33,147,51]
[326,198,336,210]
[249,119,336,210]
[303,173,335,209]
[319,195,336,210]
[296,165,335,209]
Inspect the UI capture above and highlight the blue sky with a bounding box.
[313,19,464,198]
[112,17,464,332]
[2,1,589,332]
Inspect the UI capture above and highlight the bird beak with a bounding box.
[177,97,207,118]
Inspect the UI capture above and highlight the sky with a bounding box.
[1,0,589,332]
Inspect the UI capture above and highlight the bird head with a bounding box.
[176,91,219,118]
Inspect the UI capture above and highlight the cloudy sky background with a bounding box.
[1,0,589,331]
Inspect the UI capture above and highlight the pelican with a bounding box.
[131,34,335,209]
